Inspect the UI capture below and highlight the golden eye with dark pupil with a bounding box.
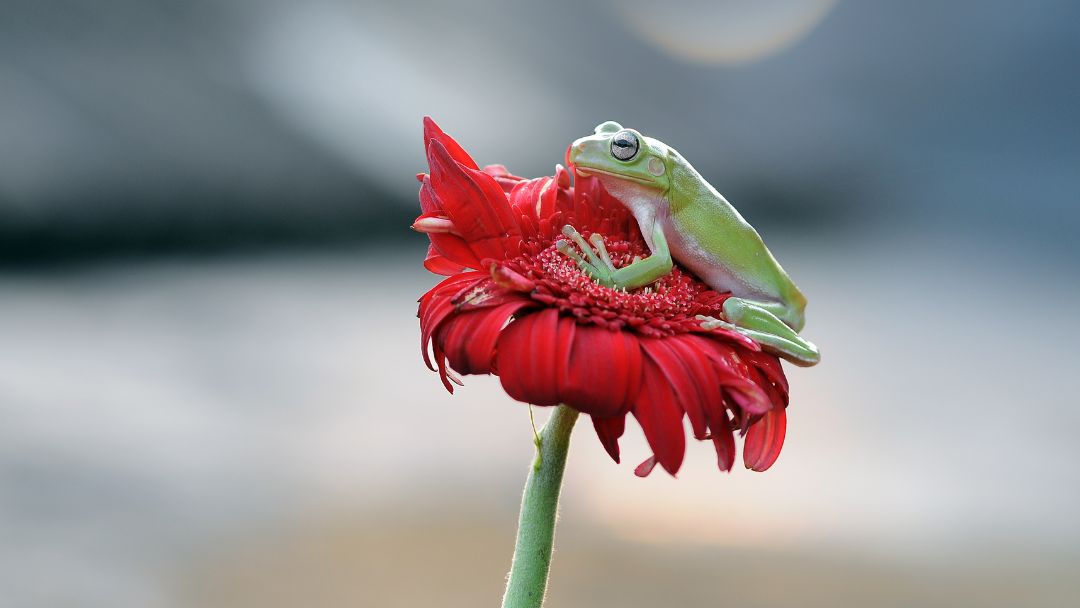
[610,130,639,161]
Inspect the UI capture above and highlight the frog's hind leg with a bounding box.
[698,298,820,367]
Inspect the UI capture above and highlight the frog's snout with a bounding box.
[567,138,590,166]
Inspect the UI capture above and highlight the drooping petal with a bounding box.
[439,301,531,375]
[649,336,716,440]
[424,116,479,170]
[632,347,687,475]
[701,345,773,416]
[676,340,740,471]
[560,323,642,418]
[710,410,736,472]
[495,312,643,418]
[418,272,489,371]
[744,349,790,406]
[422,243,467,275]
[428,233,483,271]
[432,342,462,393]
[749,366,787,413]
[634,456,658,478]
[744,408,787,472]
[496,309,575,406]
[592,415,626,463]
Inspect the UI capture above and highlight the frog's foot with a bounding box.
[555,225,619,289]
[556,224,674,291]
[698,298,820,367]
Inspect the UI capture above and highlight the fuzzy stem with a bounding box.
[501,404,579,608]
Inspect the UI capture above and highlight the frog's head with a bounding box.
[568,121,672,194]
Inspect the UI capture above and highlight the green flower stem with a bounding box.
[501,404,579,608]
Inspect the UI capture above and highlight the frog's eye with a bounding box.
[610,130,639,161]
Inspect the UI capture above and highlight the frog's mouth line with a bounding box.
[573,165,658,186]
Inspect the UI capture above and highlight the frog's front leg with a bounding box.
[698,298,820,367]
[556,224,673,291]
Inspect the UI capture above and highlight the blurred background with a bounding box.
[2,1,1079,606]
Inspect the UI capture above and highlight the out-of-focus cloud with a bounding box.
[612,0,838,64]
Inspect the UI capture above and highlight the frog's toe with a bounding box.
[749,332,820,366]
[761,334,820,367]
[697,314,820,367]
[556,225,618,287]
[696,315,737,332]
[555,239,584,266]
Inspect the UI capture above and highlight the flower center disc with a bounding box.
[506,234,727,337]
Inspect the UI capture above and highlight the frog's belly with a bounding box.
[662,218,782,305]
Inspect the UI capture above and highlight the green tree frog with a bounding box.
[558,121,820,367]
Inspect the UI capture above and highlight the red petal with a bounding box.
[555,164,571,189]
[418,175,445,214]
[496,309,575,406]
[634,456,658,478]
[489,263,536,292]
[744,408,787,472]
[423,116,478,170]
[418,272,488,371]
[748,350,789,395]
[632,348,687,476]
[497,312,642,420]
[508,177,553,222]
[412,214,458,235]
[451,278,529,312]
[711,410,736,472]
[419,292,457,372]
[420,177,482,269]
[427,140,522,262]
[560,324,642,418]
[429,233,482,270]
[700,324,762,352]
[592,415,626,463]
[749,366,787,412]
[422,243,466,275]
[723,384,773,417]
[482,164,527,194]
[678,340,738,470]
[744,350,790,407]
[432,342,462,393]
[569,174,634,234]
[438,301,530,375]
[482,164,524,180]
[699,344,773,416]
[508,176,561,222]
[647,337,716,440]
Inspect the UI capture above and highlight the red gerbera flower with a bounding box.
[414,117,789,476]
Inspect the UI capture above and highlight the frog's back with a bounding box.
[665,161,806,327]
